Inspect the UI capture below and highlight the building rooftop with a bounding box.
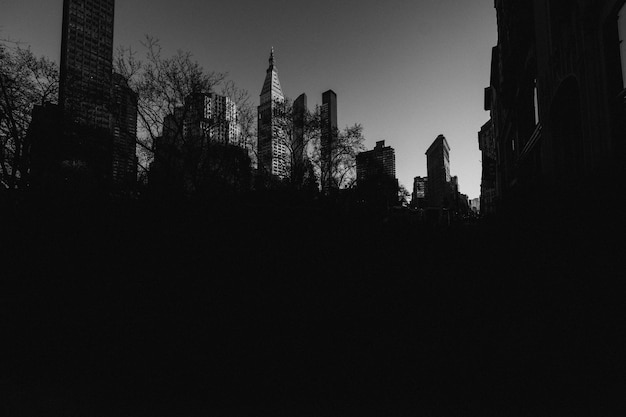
[260,47,284,100]
[425,134,450,155]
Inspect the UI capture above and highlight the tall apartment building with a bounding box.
[478,119,497,214]
[412,176,428,208]
[60,0,115,129]
[425,134,451,208]
[151,94,250,194]
[320,90,338,192]
[356,140,398,207]
[184,92,241,146]
[111,73,138,186]
[55,0,138,190]
[356,140,396,182]
[154,92,241,161]
[257,48,287,179]
[292,93,308,184]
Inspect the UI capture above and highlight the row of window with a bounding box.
[69,1,113,14]
[66,55,112,67]
[68,28,113,40]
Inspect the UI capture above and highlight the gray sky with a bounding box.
[1,0,496,199]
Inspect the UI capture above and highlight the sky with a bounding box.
[1,0,496,199]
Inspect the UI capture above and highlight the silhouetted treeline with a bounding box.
[2,190,625,416]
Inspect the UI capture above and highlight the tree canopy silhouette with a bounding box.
[0,42,58,190]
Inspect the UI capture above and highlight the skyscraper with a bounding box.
[56,0,138,190]
[257,48,287,179]
[184,92,241,147]
[60,0,115,129]
[425,134,451,208]
[320,90,337,192]
[292,93,308,184]
[151,93,250,195]
[412,176,428,208]
[478,119,496,214]
[356,140,398,207]
[356,140,396,182]
[111,73,138,186]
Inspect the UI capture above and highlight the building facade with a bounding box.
[356,140,396,182]
[257,48,287,179]
[320,90,338,193]
[356,140,398,208]
[111,73,138,187]
[478,119,497,214]
[49,0,139,191]
[151,93,250,195]
[425,134,451,208]
[450,176,470,214]
[60,0,115,129]
[292,93,308,185]
[411,176,428,208]
[184,92,241,147]
[485,0,626,216]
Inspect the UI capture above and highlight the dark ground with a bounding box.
[1,197,625,416]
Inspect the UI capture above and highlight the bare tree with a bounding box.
[114,36,227,181]
[221,80,257,168]
[0,41,58,190]
[268,98,320,189]
[268,99,364,191]
[311,123,366,190]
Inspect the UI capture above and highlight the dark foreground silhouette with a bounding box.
[2,195,624,417]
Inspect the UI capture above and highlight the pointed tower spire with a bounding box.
[260,47,283,99]
[268,47,276,70]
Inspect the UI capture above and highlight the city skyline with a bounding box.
[0,0,497,199]
[4,1,626,414]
